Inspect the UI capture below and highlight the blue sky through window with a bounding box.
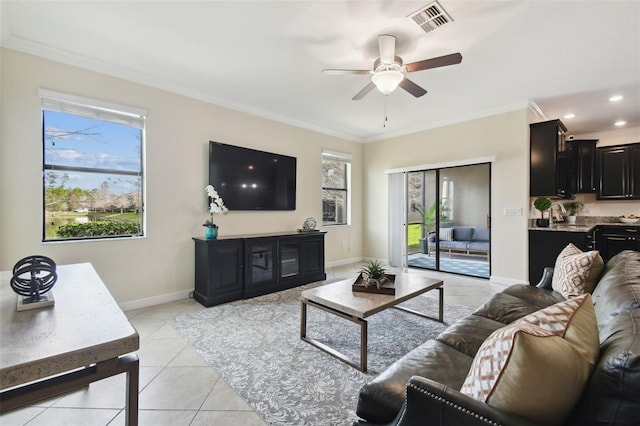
[44,110,142,195]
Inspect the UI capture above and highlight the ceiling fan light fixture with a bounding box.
[372,70,404,95]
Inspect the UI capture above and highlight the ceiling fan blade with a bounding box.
[378,34,396,64]
[405,52,462,73]
[352,82,376,100]
[322,69,371,75]
[399,77,427,98]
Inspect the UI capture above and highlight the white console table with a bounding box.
[0,263,140,425]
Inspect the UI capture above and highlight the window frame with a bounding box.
[40,89,147,242]
[322,150,351,226]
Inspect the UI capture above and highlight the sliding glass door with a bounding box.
[407,163,490,278]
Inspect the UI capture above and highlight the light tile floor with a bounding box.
[0,263,506,426]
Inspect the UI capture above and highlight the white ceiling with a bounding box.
[2,0,639,142]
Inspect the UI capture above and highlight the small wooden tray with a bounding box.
[352,273,396,295]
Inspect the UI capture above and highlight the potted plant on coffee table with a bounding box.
[563,200,584,225]
[533,197,552,227]
[353,260,396,294]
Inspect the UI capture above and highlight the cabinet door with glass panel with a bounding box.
[244,238,277,298]
[278,237,301,286]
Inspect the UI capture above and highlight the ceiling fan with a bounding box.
[322,34,462,100]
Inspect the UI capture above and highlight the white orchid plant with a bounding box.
[204,185,228,228]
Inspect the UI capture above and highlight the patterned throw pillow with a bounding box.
[552,243,603,298]
[461,294,599,424]
[514,293,599,365]
[439,228,453,241]
[460,322,593,425]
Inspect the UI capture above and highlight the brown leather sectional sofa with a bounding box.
[356,250,640,425]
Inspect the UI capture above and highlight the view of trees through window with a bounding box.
[322,155,349,225]
[43,106,144,241]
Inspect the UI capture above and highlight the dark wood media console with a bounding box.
[193,231,326,307]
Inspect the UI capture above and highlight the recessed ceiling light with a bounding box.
[614,120,627,126]
[609,95,624,102]
[564,113,575,119]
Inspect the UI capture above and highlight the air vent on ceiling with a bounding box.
[408,1,453,34]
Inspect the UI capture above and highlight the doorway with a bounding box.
[406,163,491,278]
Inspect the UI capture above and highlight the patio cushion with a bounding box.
[440,241,468,250]
[472,227,490,241]
[468,241,489,252]
[440,228,454,241]
[453,226,473,241]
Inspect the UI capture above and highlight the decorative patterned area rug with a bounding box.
[408,254,490,278]
[172,280,474,426]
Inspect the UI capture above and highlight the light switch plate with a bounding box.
[503,207,522,216]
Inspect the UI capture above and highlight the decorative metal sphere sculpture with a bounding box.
[302,217,317,231]
[10,255,57,302]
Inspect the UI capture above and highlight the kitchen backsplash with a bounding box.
[528,193,640,220]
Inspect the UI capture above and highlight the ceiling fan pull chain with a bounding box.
[383,102,389,127]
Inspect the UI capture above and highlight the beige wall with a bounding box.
[363,110,531,284]
[0,49,364,306]
[443,164,490,227]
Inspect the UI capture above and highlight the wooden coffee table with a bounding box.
[300,273,443,372]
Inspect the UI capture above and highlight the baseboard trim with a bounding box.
[490,275,528,286]
[325,257,364,268]
[119,289,192,312]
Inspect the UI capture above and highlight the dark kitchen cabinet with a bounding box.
[597,143,640,200]
[194,232,326,306]
[567,139,597,193]
[594,226,640,262]
[530,119,568,197]
[528,229,593,283]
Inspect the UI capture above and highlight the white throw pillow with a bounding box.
[551,244,603,298]
[439,228,453,241]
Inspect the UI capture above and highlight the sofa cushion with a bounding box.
[439,227,453,241]
[569,309,640,425]
[551,243,603,298]
[460,322,594,425]
[453,226,473,241]
[514,293,599,365]
[472,227,490,241]
[472,292,544,324]
[591,250,640,325]
[502,284,565,308]
[436,314,505,357]
[356,339,473,424]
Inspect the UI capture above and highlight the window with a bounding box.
[322,150,351,226]
[41,90,146,241]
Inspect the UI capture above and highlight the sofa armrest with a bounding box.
[393,376,538,426]
[535,267,554,290]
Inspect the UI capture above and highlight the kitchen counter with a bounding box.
[529,216,639,232]
[529,224,596,232]
[528,217,639,282]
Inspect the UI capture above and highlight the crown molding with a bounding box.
[362,101,530,143]
[1,37,363,143]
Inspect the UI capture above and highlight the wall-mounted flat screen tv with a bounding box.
[209,141,296,210]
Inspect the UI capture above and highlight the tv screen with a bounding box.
[209,141,296,210]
